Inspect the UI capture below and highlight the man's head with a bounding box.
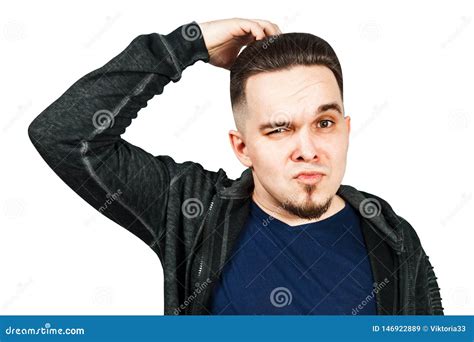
[228,33,350,221]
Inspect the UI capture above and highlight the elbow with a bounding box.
[28,117,41,148]
[27,114,55,155]
[27,115,48,151]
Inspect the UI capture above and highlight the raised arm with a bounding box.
[28,21,210,250]
[28,18,281,255]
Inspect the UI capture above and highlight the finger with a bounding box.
[250,19,281,36]
[240,20,266,40]
[274,23,282,34]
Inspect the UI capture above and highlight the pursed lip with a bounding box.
[293,171,325,185]
[294,171,325,178]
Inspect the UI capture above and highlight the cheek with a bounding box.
[327,145,348,178]
[326,134,349,158]
[251,142,284,165]
[328,145,347,160]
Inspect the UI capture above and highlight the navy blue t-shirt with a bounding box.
[210,199,377,315]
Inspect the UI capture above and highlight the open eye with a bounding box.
[318,120,335,129]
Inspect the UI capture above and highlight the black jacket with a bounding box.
[28,21,444,315]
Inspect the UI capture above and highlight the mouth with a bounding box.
[294,171,325,185]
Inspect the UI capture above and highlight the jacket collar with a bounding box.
[195,167,404,315]
[217,167,404,254]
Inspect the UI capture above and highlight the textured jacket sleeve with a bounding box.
[416,248,444,315]
[27,22,211,252]
[402,218,444,315]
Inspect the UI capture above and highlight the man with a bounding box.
[28,18,443,315]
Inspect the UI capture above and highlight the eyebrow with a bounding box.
[317,102,343,115]
[258,102,343,132]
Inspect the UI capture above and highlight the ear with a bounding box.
[228,129,253,168]
[344,115,351,134]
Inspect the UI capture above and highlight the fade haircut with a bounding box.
[229,33,343,134]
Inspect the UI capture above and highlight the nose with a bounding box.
[290,128,319,163]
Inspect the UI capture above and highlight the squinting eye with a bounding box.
[318,120,335,128]
[268,127,289,135]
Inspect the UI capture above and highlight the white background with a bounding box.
[1,0,473,315]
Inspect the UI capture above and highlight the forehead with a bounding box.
[245,65,341,117]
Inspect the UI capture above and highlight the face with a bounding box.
[229,65,351,219]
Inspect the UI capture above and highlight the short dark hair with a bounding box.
[229,33,343,133]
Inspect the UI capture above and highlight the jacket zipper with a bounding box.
[185,200,214,314]
[197,200,213,279]
[365,219,402,314]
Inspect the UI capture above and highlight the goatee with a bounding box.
[281,184,333,220]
